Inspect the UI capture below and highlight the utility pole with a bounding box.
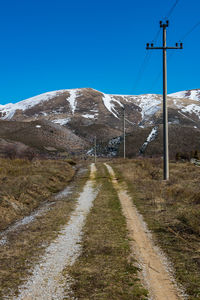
[94,136,97,163]
[146,20,183,180]
[123,107,126,159]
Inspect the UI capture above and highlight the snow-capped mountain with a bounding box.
[0,88,200,158]
[0,88,200,130]
[1,88,200,124]
[0,88,161,141]
[169,89,200,101]
[0,88,157,123]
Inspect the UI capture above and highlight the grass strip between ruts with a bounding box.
[67,163,148,300]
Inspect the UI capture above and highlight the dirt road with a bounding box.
[12,163,98,300]
[1,162,187,299]
[105,163,183,300]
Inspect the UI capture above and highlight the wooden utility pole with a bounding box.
[146,20,183,180]
[123,107,126,159]
[94,136,97,163]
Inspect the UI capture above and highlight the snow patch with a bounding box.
[0,90,66,120]
[147,127,158,143]
[139,126,158,154]
[52,118,71,125]
[169,89,200,101]
[87,148,94,155]
[108,136,121,146]
[178,111,196,123]
[82,114,97,119]
[181,104,200,118]
[102,94,123,119]
[66,90,79,115]
[35,125,41,128]
[132,95,161,120]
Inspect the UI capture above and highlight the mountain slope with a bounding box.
[169,89,200,101]
[1,88,200,127]
[118,125,200,159]
[0,120,88,155]
[0,88,200,157]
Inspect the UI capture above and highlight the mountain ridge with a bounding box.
[0,88,200,129]
[0,87,199,158]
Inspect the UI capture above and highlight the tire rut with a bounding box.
[10,163,98,300]
[105,163,183,300]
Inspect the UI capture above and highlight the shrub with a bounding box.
[4,142,36,161]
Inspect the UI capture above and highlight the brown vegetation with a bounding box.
[0,158,75,231]
[112,158,200,299]
[1,140,36,160]
[0,120,88,156]
[118,125,200,160]
[0,164,89,298]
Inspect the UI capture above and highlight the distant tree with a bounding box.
[176,152,190,161]
[194,150,199,160]
[4,142,36,161]
[190,151,195,159]
[181,153,190,161]
[175,152,181,161]
[5,144,17,159]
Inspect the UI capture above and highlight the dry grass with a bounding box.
[67,163,148,299]
[0,158,75,231]
[112,158,200,299]
[0,163,89,298]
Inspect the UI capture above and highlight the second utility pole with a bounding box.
[123,107,126,159]
[146,20,183,180]
[94,136,97,163]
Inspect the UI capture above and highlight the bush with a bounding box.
[175,152,190,161]
[4,143,36,161]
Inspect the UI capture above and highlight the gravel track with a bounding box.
[10,163,97,300]
[0,168,87,247]
[105,163,183,300]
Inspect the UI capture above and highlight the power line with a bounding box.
[150,52,175,90]
[148,0,181,90]
[150,19,200,90]
[133,52,152,90]
[150,70,162,90]
[133,28,161,91]
[146,21,183,180]
[132,0,180,93]
[165,0,180,19]
[180,20,200,40]
[152,28,161,43]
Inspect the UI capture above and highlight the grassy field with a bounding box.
[112,158,200,300]
[0,158,75,231]
[0,159,89,298]
[68,163,148,300]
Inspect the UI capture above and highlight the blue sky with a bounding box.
[0,0,199,104]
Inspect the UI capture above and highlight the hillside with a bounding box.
[0,88,200,157]
[118,125,200,159]
[0,120,88,157]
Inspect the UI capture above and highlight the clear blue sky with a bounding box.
[0,0,199,104]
